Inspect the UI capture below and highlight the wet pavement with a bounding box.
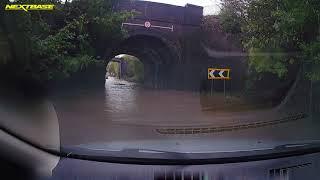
[51,77,320,153]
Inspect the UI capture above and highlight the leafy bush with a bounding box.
[0,0,133,83]
[106,55,144,83]
[219,0,320,81]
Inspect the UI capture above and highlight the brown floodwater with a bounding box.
[51,77,319,153]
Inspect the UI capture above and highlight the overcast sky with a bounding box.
[142,0,222,15]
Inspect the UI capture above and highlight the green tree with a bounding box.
[219,0,320,81]
[106,55,144,83]
[107,62,119,77]
[122,55,144,83]
[219,0,249,36]
[0,0,133,83]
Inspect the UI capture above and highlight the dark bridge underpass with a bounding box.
[102,0,247,92]
[112,35,177,89]
[49,0,295,103]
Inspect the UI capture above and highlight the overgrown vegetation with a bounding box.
[219,0,320,81]
[106,55,144,83]
[107,61,120,78]
[0,0,132,84]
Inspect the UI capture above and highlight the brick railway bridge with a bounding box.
[78,0,247,92]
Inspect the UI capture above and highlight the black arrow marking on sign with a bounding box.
[211,70,228,78]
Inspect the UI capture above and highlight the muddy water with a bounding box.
[52,77,319,153]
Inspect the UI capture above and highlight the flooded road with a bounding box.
[104,77,211,125]
[52,77,320,153]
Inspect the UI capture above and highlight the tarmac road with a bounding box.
[52,77,320,153]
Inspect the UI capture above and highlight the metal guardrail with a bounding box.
[156,113,307,135]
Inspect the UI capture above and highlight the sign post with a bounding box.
[208,68,231,97]
[210,79,213,96]
[224,79,226,97]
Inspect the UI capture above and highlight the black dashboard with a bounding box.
[49,152,320,180]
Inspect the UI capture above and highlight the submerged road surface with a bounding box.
[52,77,320,153]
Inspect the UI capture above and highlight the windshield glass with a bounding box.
[0,0,320,159]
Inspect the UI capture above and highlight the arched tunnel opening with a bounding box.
[106,54,144,84]
[110,35,180,90]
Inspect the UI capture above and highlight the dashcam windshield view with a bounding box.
[1,0,320,172]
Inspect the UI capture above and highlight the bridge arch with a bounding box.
[109,35,180,88]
